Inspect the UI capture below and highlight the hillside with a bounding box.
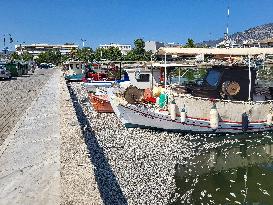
[199,23,273,47]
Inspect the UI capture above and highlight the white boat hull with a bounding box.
[84,81,114,92]
[112,102,273,134]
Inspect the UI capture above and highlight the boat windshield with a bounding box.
[205,70,221,86]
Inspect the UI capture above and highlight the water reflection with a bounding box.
[171,133,273,205]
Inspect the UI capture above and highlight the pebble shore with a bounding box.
[68,82,201,204]
[60,78,103,204]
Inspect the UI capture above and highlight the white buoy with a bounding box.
[156,97,160,106]
[180,106,186,123]
[266,112,273,126]
[169,100,176,121]
[210,104,219,129]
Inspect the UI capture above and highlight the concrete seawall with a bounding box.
[0,70,61,204]
[0,69,103,205]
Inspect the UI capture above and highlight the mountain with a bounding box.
[199,23,273,47]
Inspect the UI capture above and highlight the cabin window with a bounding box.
[136,74,150,82]
[205,70,221,87]
[76,64,80,69]
[69,64,73,69]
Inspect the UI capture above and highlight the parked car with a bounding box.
[48,63,56,68]
[39,63,49,69]
[0,65,11,80]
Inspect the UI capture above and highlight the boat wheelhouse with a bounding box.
[63,60,85,81]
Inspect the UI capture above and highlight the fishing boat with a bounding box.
[88,90,114,113]
[84,65,130,92]
[109,61,273,134]
[86,66,159,113]
[63,60,85,81]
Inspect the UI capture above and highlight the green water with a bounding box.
[171,133,273,205]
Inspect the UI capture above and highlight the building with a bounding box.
[241,38,273,48]
[216,40,241,48]
[157,47,273,59]
[242,40,260,48]
[259,38,273,48]
[99,43,132,55]
[164,42,182,48]
[144,41,165,53]
[15,43,79,56]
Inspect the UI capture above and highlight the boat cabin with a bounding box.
[63,60,85,81]
[63,61,84,74]
[125,67,161,89]
[188,65,258,101]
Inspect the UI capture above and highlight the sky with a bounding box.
[1,0,273,50]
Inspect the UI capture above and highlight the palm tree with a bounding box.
[184,38,196,48]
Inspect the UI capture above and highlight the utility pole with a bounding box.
[3,34,7,54]
[3,34,5,48]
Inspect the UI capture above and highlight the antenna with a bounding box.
[226,0,230,35]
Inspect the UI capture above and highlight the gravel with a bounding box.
[67,83,200,204]
[60,79,103,205]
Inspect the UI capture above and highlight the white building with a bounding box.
[165,42,182,48]
[144,41,165,53]
[15,43,79,56]
[99,43,132,55]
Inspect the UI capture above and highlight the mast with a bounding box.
[226,0,230,35]
[248,55,252,101]
[224,0,230,48]
[164,53,167,88]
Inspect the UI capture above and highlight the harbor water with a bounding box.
[170,133,273,204]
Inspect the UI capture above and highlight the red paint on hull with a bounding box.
[88,93,114,113]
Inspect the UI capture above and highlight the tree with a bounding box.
[75,47,94,62]
[21,51,33,61]
[94,47,122,61]
[134,39,145,54]
[107,46,122,61]
[69,47,77,59]
[184,38,196,48]
[125,38,152,61]
[10,51,32,62]
[94,48,106,61]
[35,50,63,65]
[10,52,21,61]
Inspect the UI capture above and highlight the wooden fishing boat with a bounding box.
[86,66,161,113]
[109,63,273,134]
[88,92,113,113]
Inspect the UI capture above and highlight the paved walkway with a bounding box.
[0,70,61,205]
[0,69,55,146]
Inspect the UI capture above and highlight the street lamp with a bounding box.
[81,38,87,47]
